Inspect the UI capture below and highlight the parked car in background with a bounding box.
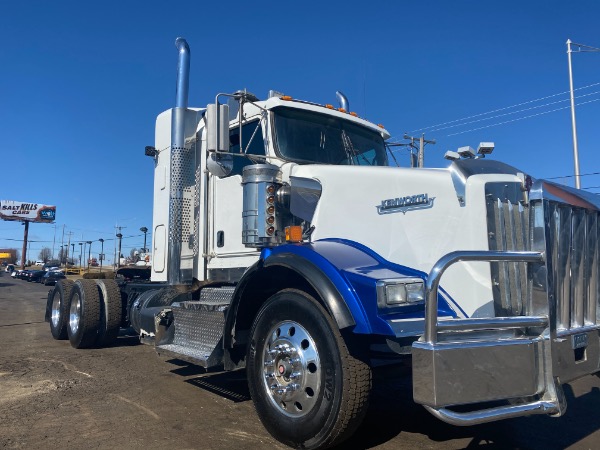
[26,270,45,282]
[11,270,22,278]
[41,271,66,286]
[17,270,31,280]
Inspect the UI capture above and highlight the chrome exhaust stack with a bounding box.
[167,37,190,286]
[336,91,349,111]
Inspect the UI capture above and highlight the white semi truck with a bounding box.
[46,38,600,449]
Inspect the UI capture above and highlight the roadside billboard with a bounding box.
[0,200,56,223]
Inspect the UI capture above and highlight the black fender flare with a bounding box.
[223,252,355,351]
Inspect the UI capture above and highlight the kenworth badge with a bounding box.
[377,193,435,215]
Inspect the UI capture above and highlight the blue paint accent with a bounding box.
[261,239,462,337]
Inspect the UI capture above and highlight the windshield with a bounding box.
[273,107,387,166]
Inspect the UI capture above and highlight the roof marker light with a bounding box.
[337,108,346,113]
[350,112,358,117]
[280,96,292,101]
[325,104,334,109]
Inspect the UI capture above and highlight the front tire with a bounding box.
[246,289,371,449]
[67,279,101,349]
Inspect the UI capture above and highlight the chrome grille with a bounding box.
[487,181,600,331]
[486,193,531,317]
[546,201,600,332]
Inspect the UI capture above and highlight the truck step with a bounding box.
[156,287,235,368]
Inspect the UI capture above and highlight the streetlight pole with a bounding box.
[99,238,104,273]
[116,233,123,269]
[566,39,600,189]
[87,241,92,271]
[140,227,148,253]
[79,243,83,267]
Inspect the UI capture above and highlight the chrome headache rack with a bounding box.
[412,179,600,425]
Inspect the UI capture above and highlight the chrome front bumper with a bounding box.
[412,250,600,425]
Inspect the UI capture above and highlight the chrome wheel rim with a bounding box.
[51,291,61,328]
[261,320,321,417]
[69,292,81,334]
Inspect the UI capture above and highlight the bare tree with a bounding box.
[39,247,52,263]
[58,248,67,264]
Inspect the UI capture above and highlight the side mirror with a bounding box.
[207,153,233,177]
[206,103,230,152]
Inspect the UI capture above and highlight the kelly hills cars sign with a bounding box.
[0,200,56,223]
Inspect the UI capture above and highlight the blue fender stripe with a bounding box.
[261,239,462,337]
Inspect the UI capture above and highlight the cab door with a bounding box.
[207,120,266,278]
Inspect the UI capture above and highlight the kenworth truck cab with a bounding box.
[47,38,600,449]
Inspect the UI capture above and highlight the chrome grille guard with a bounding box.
[412,180,600,426]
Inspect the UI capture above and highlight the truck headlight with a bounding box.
[376,278,425,307]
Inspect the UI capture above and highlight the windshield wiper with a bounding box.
[342,130,372,166]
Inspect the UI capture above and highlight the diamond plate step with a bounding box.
[156,287,235,368]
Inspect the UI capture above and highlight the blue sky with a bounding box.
[2,1,600,264]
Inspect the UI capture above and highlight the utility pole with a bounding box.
[404,133,436,168]
[52,224,57,260]
[566,39,600,189]
[60,224,65,266]
[21,221,29,269]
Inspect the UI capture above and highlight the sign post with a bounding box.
[0,200,57,269]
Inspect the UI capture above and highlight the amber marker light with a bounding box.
[350,112,358,117]
[337,108,346,113]
[285,226,303,243]
[266,185,276,194]
[267,205,275,215]
[267,195,275,205]
[325,104,334,109]
[280,96,292,101]
[377,124,385,128]
[267,226,275,235]
[266,216,275,224]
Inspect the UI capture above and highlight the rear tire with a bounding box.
[246,289,371,449]
[49,280,74,340]
[67,279,101,349]
[95,279,123,347]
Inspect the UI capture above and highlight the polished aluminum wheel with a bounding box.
[51,291,61,328]
[261,320,321,417]
[69,292,81,334]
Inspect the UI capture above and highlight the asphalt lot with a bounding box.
[2,273,600,449]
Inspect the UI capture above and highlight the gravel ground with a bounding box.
[1,273,600,450]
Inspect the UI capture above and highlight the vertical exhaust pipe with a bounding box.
[336,91,349,111]
[168,37,190,286]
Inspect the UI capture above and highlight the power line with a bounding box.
[427,90,600,134]
[546,170,600,180]
[446,97,600,137]
[408,81,600,134]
